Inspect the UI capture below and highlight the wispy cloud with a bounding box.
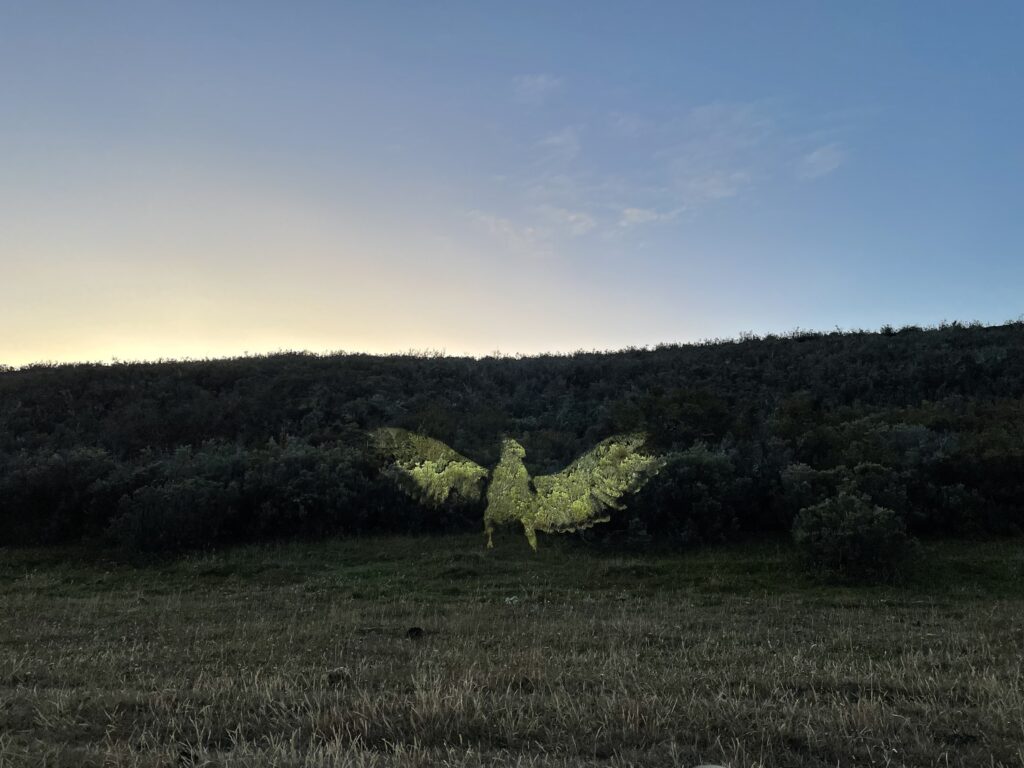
[512,74,563,106]
[466,209,552,257]
[680,169,752,201]
[537,127,581,162]
[539,205,596,236]
[475,100,853,247]
[620,207,661,226]
[607,112,649,138]
[798,143,846,179]
[661,102,771,205]
[618,206,682,227]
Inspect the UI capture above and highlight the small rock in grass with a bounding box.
[325,667,352,687]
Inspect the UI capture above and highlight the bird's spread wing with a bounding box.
[372,427,488,506]
[530,433,664,533]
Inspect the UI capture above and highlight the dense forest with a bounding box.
[2,320,1023,552]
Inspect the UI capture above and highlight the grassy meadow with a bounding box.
[1,534,1023,767]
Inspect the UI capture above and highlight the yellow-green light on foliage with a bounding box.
[372,428,664,551]
[373,428,488,506]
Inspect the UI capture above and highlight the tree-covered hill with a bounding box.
[2,320,1023,550]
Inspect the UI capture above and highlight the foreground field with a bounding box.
[1,534,1023,767]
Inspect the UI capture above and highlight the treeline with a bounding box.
[1,320,1023,551]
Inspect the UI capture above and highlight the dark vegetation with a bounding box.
[2,320,1023,555]
[792,491,916,583]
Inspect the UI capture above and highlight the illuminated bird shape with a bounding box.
[372,428,664,551]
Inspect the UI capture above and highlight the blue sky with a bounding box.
[2,2,1022,364]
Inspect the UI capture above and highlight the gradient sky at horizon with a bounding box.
[2,2,1022,365]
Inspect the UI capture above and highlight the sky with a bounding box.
[2,2,1022,365]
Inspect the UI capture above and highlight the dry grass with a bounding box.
[1,535,1023,767]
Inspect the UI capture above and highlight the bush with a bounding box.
[242,440,369,538]
[100,438,414,552]
[109,478,239,553]
[614,445,746,546]
[781,461,911,526]
[0,448,118,544]
[792,491,914,583]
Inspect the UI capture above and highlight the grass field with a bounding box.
[1,533,1023,767]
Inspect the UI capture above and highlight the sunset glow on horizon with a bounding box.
[3,2,1022,367]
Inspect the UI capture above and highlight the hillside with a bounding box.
[2,321,1023,550]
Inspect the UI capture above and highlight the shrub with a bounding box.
[109,478,239,553]
[792,491,914,583]
[0,448,118,544]
[616,445,744,546]
[781,461,910,525]
[781,462,845,516]
[242,440,369,538]
[849,462,909,515]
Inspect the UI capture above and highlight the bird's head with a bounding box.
[499,438,526,461]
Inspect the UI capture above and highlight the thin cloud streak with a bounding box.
[537,127,582,163]
[512,74,563,106]
[798,143,846,179]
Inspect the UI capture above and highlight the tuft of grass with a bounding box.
[0,535,1022,766]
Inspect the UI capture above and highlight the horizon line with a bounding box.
[3,316,1021,372]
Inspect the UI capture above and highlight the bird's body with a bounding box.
[485,438,535,547]
[373,428,664,551]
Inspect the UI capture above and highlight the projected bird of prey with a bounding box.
[373,428,664,550]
